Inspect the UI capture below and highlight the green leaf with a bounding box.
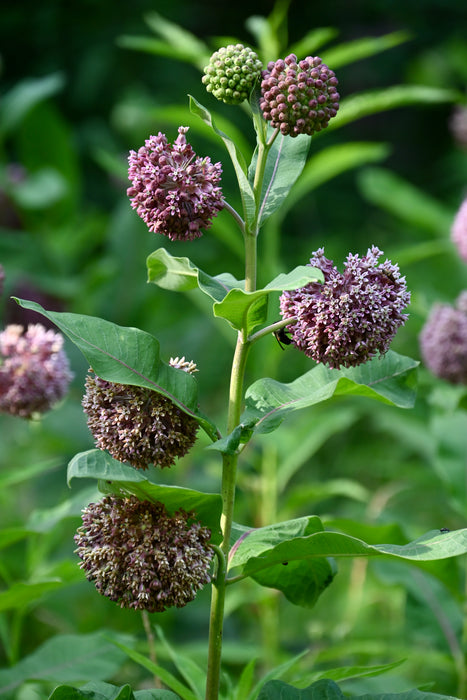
[274,142,391,218]
[321,30,412,69]
[189,95,256,227]
[241,351,418,435]
[213,266,323,333]
[288,28,340,60]
[13,298,218,441]
[229,522,467,597]
[109,639,198,700]
[257,678,462,700]
[326,85,463,133]
[229,517,335,608]
[249,131,311,226]
[7,167,68,209]
[144,11,210,69]
[0,527,34,551]
[67,449,223,544]
[0,632,133,695]
[0,72,65,137]
[147,247,241,301]
[358,167,453,236]
[0,580,64,613]
[155,626,205,699]
[49,682,134,700]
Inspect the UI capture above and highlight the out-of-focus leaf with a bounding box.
[0,581,64,613]
[0,633,133,695]
[358,167,453,236]
[0,73,65,136]
[321,30,412,69]
[7,168,68,209]
[288,28,340,60]
[325,85,463,133]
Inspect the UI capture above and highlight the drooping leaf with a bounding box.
[229,519,467,598]
[0,580,64,613]
[241,351,418,435]
[67,449,223,544]
[229,517,335,608]
[0,73,65,137]
[189,95,256,227]
[13,298,218,441]
[0,632,134,695]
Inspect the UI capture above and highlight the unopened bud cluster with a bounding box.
[0,324,73,418]
[280,246,410,369]
[202,44,263,105]
[75,496,213,612]
[82,371,199,469]
[260,54,340,137]
[419,291,467,384]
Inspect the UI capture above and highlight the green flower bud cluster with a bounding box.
[202,44,263,105]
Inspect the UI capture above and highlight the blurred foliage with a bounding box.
[1,0,467,698]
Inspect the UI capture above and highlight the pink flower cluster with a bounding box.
[419,291,467,384]
[0,323,73,418]
[280,247,410,369]
[127,127,224,241]
[451,196,467,262]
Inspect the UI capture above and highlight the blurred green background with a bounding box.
[2,0,467,697]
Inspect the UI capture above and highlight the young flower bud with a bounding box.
[127,127,223,241]
[419,291,467,384]
[75,496,213,613]
[451,197,467,263]
[260,54,340,137]
[202,44,263,105]
[280,247,410,369]
[82,371,199,469]
[0,324,73,418]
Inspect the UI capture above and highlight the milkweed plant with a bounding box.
[8,25,467,700]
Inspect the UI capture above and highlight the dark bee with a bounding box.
[274,327,293,350]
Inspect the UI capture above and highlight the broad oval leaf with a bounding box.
[241,351,418,434]
[13,298,218,441]
[147,247,241,302]
[68,449,223,544]
[258,678,461,700]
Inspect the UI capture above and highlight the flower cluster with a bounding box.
[0,324,73,418]
[202,44,263,104]
[450,105,467,150]
[451,197,467,263]
[75,496,213,612]
[260,54,340,137]
[127,127,223,241]
[82,371,199,469]
[279,246,410,369]
[419,291,467,384]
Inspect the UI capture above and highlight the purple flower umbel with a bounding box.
[75,496,213,613]
[451,197,467,263]
[82,371,199,469]
[0,324,73,418]
[280,247,410,369]
[127,127,224,241]
[419,291,467,384]
[260,54,339,137]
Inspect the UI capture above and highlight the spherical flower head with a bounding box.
[82,371,199,469]
[419,291,467,384]
[202,43,263,105]
[74,496,213,612]
[127,127,223,241]
[451,197,467,262]
[0,324,73,418]
[279,246,411,369]
[260,54,340,137]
